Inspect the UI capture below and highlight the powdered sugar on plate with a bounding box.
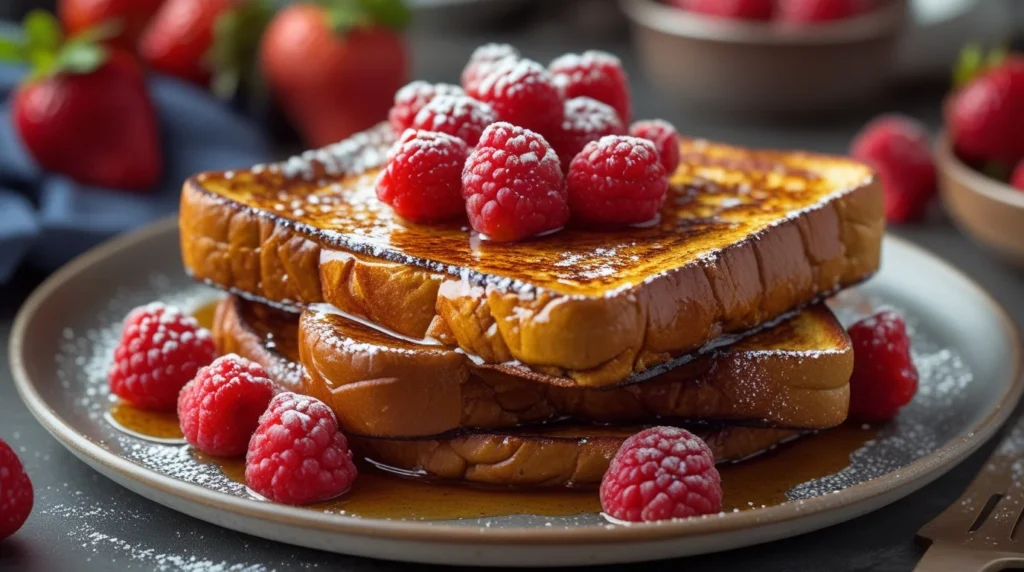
[50,273,979,529]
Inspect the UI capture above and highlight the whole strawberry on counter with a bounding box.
[260,0,410,147]
[1,10,163,190]
[59,0,165,53]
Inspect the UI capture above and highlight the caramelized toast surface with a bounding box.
[215,296,851,438]
[187,124,876,297]
[185,124,883,386]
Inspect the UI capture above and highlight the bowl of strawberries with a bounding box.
[938,51,1024,267]
[620,0,909,115]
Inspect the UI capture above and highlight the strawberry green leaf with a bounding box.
[208,0,275,100]
[324,0,410,34]
[70,19,123,46]
[55,42,107,74]
[0,36,25,64]
[357,0,411,29]
[24,10,62,54]
[952,43,982,89]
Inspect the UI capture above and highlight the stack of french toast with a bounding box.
[178,121,883,489]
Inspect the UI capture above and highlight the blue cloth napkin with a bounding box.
[0,62,273,283]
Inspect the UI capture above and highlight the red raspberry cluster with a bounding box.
[109,304,358,506]
[377,44,683,241]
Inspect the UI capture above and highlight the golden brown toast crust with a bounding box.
[212,296,811,488]
[352,425,799,488]
[183,124,882,386]
[215,296,851,437]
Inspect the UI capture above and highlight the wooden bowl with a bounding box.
[619,0,909,115]
[937,133,1024,267]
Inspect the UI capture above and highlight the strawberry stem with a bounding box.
[319,0,411,35]
[0,9,120,80]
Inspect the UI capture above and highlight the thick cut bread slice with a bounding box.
[352,425,799,488]
[211,296,803,488]
[184,124,882,386]
[215,296,851,437]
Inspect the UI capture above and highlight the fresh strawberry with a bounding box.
[260,1,410,147]
[946,57,1024,167]
[1,11,163,190]
[1011,161,1024,191]
[59,0,165,53]
[850,114,936,223]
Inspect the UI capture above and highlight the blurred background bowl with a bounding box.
[620,0,909,116]
[937,132,1024,267]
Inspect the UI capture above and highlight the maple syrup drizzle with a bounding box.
[101,300,879,520]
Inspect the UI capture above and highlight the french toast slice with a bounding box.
[351,424,799,488]
[211,297,801,487]
[215,296,852,438]
[184,124,882,386]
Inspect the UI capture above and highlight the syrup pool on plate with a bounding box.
[104,398,877,519]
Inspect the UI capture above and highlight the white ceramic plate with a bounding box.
[9,219,1023,566]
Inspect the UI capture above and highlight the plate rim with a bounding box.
[9,216,1024,546]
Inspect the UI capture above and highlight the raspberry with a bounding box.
[600,427,722,522]
[462,122,569,241]
[672,0,773,20]
[467,58,564,136]
[410,94,497,146]
[1012,161,1024,191]
[947,58,1024,166]
[460,43,519,93]
[245,392,357,505]
[0,439,32,540]
[567,135,668,226]
[850,114,936,223]
[388,81,465,135]
[549,97,625,172]
[178,354,276,457]
[778,0,867,22]
[630,119,681,175]
[376,129,470,223]
[549,51,632,125]
[847,310,919,421]
[109,302,216,411]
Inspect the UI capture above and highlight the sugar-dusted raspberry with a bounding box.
[388,81,465,135]
[630,119,681,175]
[549,97,625,172]
[462,122,569,241]
[847,310,919,421]
[850,114,936,223]
[410,94,497,146]
[467,58,564,136]
[567,135,668,226]
[778,0,867,22]
[549,50,632,124]
[376,129,470,223]
[671,0,774,20]
[460,43,519,93]
[0,438,32,540]
[178,354,276,457]
[109,302,216,411]
[245,392,357,505]
[600,427,722,522]
[1012,161,1024,191]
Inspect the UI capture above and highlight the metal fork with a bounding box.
[915,418,1024,571]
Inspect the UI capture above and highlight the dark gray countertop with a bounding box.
[4,8,1024,571]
